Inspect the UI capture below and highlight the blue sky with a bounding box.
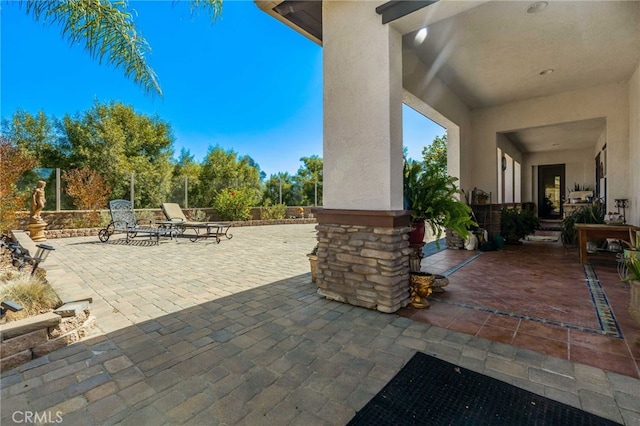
[1,0,444,177]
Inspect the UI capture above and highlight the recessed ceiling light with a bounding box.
[539,68,555,75]
[527,1,548,14]
[414,27,428,45]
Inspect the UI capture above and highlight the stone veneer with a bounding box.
[313,210,413,313]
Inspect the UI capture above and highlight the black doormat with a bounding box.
[348,352,620,425]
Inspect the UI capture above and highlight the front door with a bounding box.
[538,164,565,219]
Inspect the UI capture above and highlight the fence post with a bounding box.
[56,168,61,211]
[130,173,135,207]
[184,175,188,209]
[279,180,283,205]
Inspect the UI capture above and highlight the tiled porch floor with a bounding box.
[398,239,640,379]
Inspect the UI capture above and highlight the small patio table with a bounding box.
[574,223,638,264]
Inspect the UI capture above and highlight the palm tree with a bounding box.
[18,0,223,96]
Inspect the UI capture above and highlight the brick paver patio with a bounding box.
[1,224,639,425]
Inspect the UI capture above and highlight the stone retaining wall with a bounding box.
[315,223,412,313]
[0,302,95,372]
[40,218,317,239]
[15,207,318,231]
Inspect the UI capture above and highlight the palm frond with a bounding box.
[22,0,163,95]
[188,0,223,21]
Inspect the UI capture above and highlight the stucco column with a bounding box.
[323,0,404,210]
[314,1,412,313]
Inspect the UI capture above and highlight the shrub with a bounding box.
[500,207,539,243]
[0,138,37,233]
[261,202,287,220]
[63,168,111,227]
[0,272,62,322]
[213,188,255,221]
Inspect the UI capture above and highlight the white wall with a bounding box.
[470,83,629,213]
[629,62,640,226]
[525,148,595,204]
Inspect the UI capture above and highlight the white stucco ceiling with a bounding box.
[398,0,640,152]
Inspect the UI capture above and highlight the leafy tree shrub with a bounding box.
[0,138,37,233]
[561,201,605,246]
[260,202,287,220]
[500,207,539,244]
[213,188,254,221]
[62,168,111,227]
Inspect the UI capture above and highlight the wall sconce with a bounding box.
[31,244,55,275]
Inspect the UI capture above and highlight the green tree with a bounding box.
[17,0,223,96]
[294,155,323,206]
[60,101,174,207]
[0,138,37,232]
[421,133,447,177]
[195,146,263,207]
[170,148,202,206]
[1,109,67,168]
[263,172,296,206]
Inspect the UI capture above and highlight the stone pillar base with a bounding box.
[313,209,413,313]
[27,222,48,242]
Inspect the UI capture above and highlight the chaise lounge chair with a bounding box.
[99,199,176,244]
[160,203,233,243]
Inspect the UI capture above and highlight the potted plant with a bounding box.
[499,207,539,244]
[622,254,640,325]
[403,158,476,246]
[307,244,318,283]
[561,201,605,247]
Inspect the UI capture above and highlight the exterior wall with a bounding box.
[629,63,640,226]
[470,82,629,214]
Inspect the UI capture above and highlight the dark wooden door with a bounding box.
[538,164,565,219]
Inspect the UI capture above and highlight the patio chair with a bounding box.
[98,199,176,244]
[160,203,233,243]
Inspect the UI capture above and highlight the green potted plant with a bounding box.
[403,158,476,245]
[499,207,539,244]
[307,244,318,283]
[622,254,640,325]
[561,201,605,247]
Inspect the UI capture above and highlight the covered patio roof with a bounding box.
[258,0,639,153]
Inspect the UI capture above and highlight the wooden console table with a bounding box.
[574,224,638,264]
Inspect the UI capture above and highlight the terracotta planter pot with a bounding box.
[409,219,426,247]
[307,254,318,283]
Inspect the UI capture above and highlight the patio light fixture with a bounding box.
[526,2,548,14]
[31,244,54,275]
[414,27,428,45]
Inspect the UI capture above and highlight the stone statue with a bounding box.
[30,180,47,224]
[27,180,48,242]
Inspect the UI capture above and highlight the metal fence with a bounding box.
[15,168,322,211]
